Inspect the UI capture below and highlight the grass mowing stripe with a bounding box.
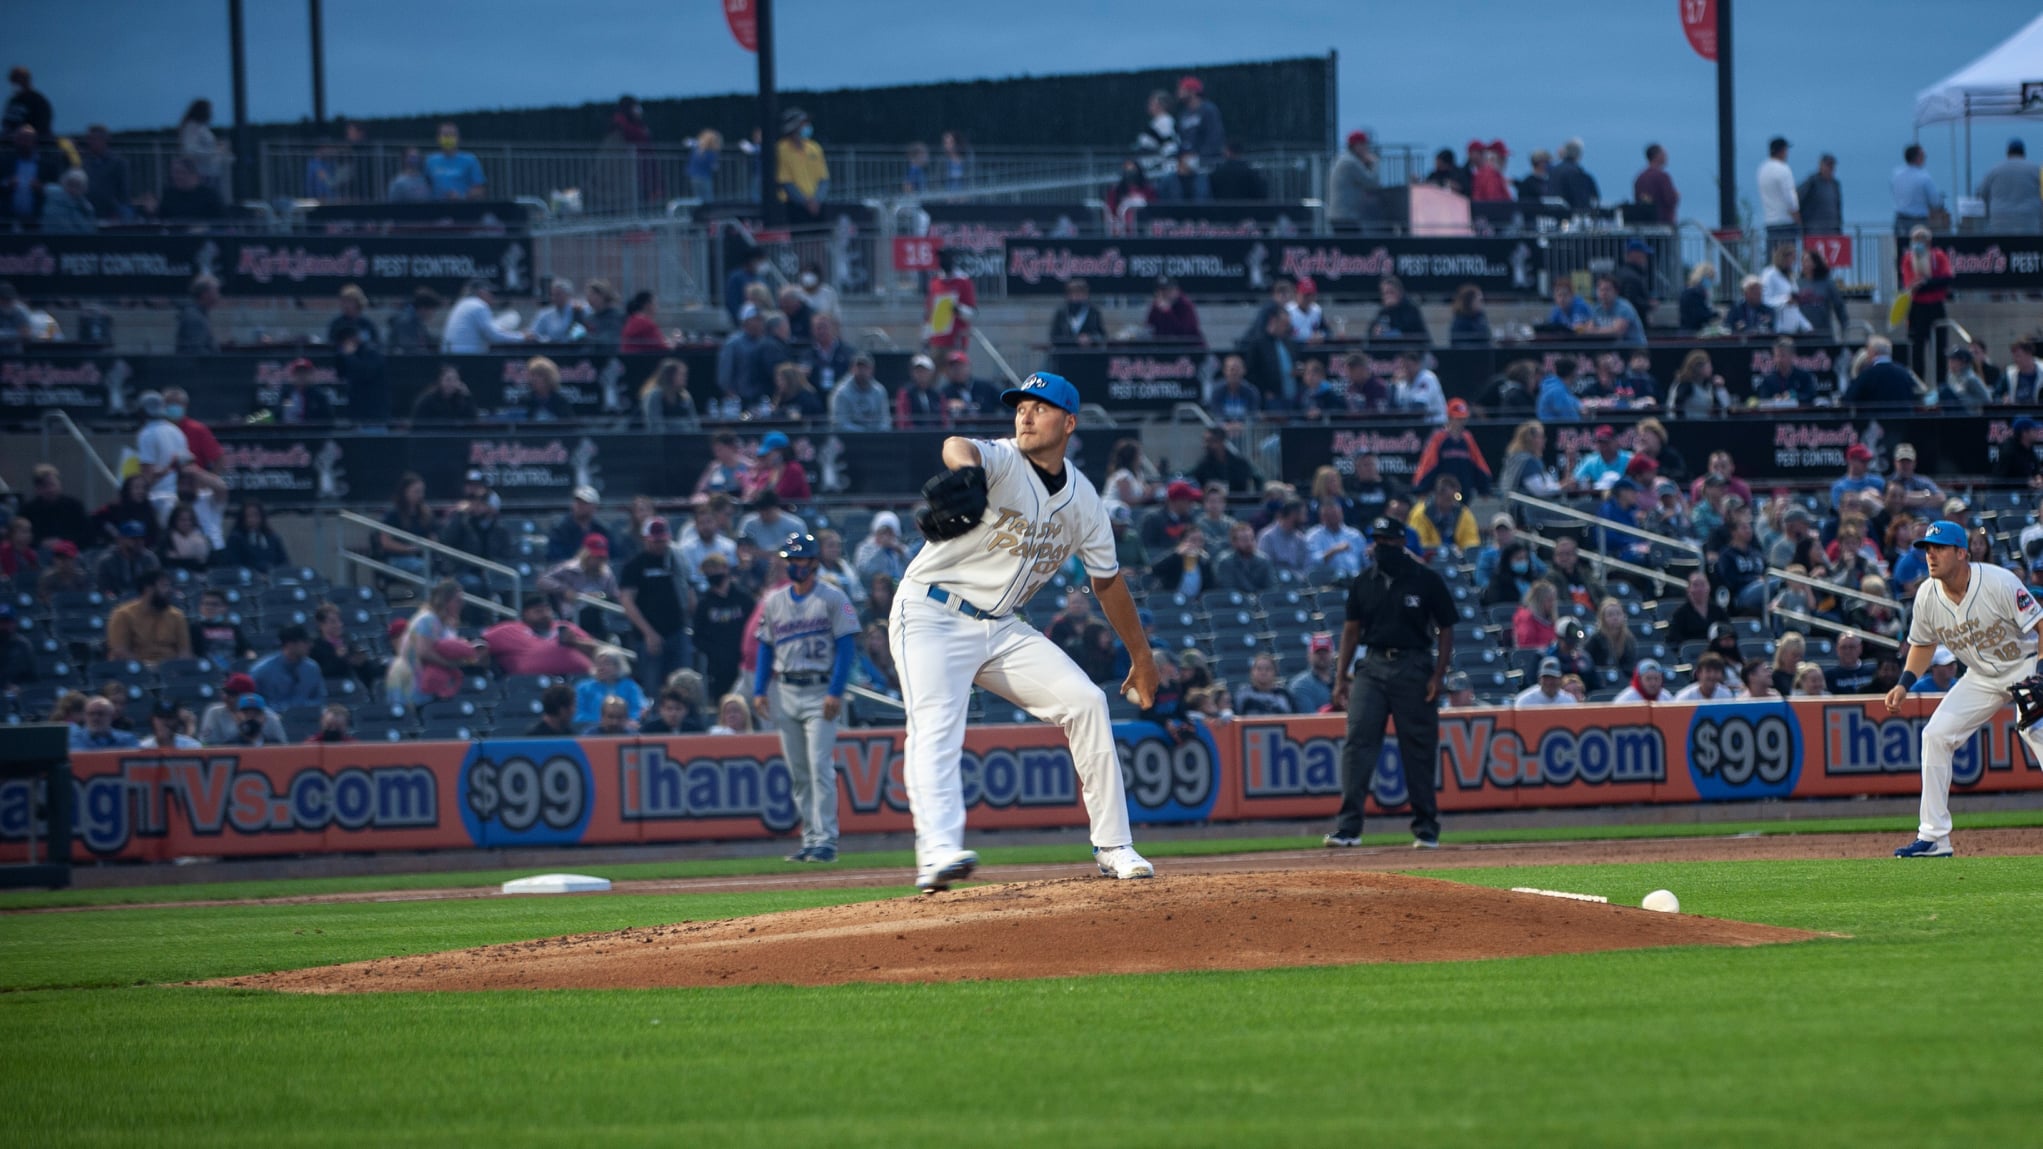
[10,807,2042,911]
[0,888,895,991]
[2,857,2041,1147]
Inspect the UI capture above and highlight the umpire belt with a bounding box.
[779,673,828,687]
[925,584,1000,621]
[1365,646,1427,663]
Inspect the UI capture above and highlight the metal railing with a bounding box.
[1765,564,1900,613]
[341,550,515,619]
[1518,530,1689,595]
[338,509,523,609]
[1772,605,1903,651]
[1507,492,1705,558]
[242,140,1375,214]
[39,411,121,506]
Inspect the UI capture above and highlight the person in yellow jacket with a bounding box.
[1406,474,1480,557]
[776,107,829,217]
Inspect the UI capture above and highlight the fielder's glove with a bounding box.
[916,465,988,541]
[2011,674,2043,729]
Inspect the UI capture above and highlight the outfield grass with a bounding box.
[9,806,2040,910]
[3,854,2042,1146]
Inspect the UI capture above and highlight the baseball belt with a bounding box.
[925,584,999,621]
[780,673,828,687]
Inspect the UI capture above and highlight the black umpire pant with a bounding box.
[1333,649,1441,842]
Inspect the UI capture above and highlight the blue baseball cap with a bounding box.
[236,692,267,711]
[1001,372,1081,415]
[118,520,147,538]
[756,431,790,457]
[1915,520,1969,550]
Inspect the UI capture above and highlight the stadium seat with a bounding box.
[87,658,146,683]
[280,705,328,741]
[420,699,480,723]
[206,567,258,589]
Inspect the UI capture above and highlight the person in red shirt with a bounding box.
[1632,143,1679,225]
[923,248,976,353]
[1687,450,1753,506]
[619,290,671,353]
[1901,225,1955,382]
[1145,277,1204,345]
[1412,399,1493,494]
[160,387,222,471]
[742,431,812,503]
[484,595,603,678]
[1470,141,1511,203]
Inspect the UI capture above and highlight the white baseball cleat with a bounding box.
[1094,844,1155,880]
[915,850,980,893]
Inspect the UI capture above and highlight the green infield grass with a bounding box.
[7,806,2040,910]
[4,851,2042,1146]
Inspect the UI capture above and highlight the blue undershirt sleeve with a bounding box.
[754,643,775,696]
[829,634,855,696]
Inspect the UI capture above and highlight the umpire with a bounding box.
[1325,517,1457,849]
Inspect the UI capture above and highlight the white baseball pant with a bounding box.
[770,680,839,849]
[1917,673,2043,842]
[889,584,1133,873]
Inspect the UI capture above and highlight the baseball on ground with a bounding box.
[1641,889,1680,913]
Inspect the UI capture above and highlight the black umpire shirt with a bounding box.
[1344,556,1457,655]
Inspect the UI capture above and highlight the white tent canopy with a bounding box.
[1916,12,2043,126]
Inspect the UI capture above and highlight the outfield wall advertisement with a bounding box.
[6,697,2038,862]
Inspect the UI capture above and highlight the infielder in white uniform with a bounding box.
[753,533,861,864]
[1886,520,2043,857]
[890,372,1160,892]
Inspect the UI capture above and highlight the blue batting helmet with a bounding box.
[779,533,821,561]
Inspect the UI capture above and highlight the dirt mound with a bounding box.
[213,872,1819,993]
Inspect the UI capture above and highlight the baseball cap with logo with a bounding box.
[1537,657,1563,678]
[1164,480,1200,503]
[1309,632,1334,652]
[642,517,670,538]
[1442,670,1471,692]
[1001,372,1081,415]
[1367,516,1406,541]
[1895,443,1918,461]
[1845,443,1874,461]
[1446,398,1470,419]
[581,533,609,556]
[1915,520,1969,549]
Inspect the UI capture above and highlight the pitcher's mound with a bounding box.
[216,871,1818,993]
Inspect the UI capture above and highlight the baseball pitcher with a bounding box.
[754,533,861,863]
[1886,520,2043,857]
[890,372,1160,892]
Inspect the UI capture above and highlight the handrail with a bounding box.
[1771,605,1904,651]
[844,682,903,710]
[1764,564,1897,612]
[39,410,121,492]
[338,509,523,610]
[1518,530,1689,593]
[340,551,516,619]
[1506,492,1705,557]
[971,326,1025,387]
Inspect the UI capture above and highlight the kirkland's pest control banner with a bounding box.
[8,698,2039,863]
[0,234,536,296]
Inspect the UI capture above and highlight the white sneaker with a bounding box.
[915,849,979,893]
[1094,844,1155,880]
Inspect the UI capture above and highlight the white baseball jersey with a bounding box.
[754,582,860,676]
[901,438,1119,616]
[1907,563,2043,687]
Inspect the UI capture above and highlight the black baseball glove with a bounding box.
[2011,675,2043,729]
[916,465,988,541]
